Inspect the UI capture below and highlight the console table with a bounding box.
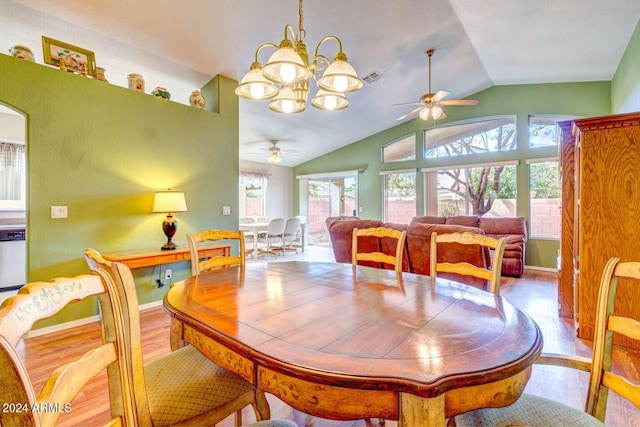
[102,244,231,269]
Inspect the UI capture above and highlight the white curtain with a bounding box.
[0,142,25,200]
[239,170,269,216]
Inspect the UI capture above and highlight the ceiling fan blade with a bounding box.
[391,101,425,107]
[440,99,479,106]
[431,90,450,103]
[396,107,422,121]
[439,110,447,120]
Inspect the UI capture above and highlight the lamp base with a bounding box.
[161,214,179,251]
[161,241,178,251]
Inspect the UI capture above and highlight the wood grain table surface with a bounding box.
[163,261,543,426]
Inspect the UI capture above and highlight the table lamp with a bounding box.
[152,190,187,250]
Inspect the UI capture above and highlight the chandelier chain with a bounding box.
[297,0,306,42]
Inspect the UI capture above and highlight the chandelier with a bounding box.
[235,0,363,114]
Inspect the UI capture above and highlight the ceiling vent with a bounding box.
[362,70,383,84]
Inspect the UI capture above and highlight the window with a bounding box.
[529,159,560,238]
[382,170,416,223]
[424,116,516,158]
[297,170,359,244]
[239,171,267,216]
[0,142,26,210]
[382,134,416,163]
[528,115,580,148]
[424,161,518,217]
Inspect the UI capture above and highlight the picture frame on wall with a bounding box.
[42,36,96,77]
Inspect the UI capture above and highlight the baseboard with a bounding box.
[27,299,164,338]
[524,265,557,273]
[27,314,101,338]
[139,299,163,311]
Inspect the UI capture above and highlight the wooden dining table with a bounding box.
[163,261,542,426]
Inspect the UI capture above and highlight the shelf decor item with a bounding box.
[127,73,145,92]
[8,45,35,62]
[152,86,171,99]
[41,36,96,77]
[95,67,108,82]
[189,90,205,109]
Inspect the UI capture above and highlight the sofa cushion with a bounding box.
[406,223,489,289]
[445,215,480,228]
[479,217,527,242]
[325,215,360,230]
[410,215,447,225]
[328,220,383,266]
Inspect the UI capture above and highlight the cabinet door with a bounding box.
[557,120,575,319]
[576,115,640,347]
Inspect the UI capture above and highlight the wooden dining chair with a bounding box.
[187,229,245,275]
[455,256,640,426]
[429,231,507,295]
[352,227,407,273]
[84,248,272,427]
[0,273,135,426]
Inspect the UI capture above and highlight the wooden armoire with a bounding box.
[559,112,640,347]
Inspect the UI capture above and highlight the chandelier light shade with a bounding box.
[317,53,363,93]
[263,40,312,84]
[152,190,187,251]
[311,89,349,111]
[269,86,306,114]
[235,0,362,114]
[235,62,279,100]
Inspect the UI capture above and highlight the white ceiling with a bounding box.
[2,0,639,166]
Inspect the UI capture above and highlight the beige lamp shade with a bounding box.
[152,191,187,213]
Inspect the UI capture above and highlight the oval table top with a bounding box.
[164,261,542,399]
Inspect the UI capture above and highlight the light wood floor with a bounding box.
[15,244,640,426]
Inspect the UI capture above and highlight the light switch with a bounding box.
[51,206,68,218]
[222,206,231,215]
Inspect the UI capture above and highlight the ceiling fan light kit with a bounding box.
[395,48,478,122]
[235,0,362,114]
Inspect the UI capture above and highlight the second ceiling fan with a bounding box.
[394,48,478,121]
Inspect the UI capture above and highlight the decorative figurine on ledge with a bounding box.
[152,86,171,100]
[127,73,145,92]
[9,45,35,62]
[189,90,206,109]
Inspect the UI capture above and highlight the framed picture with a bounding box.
[42,36,96,77]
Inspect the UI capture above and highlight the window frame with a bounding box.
[382,133,417,163]
[527,157,561,240]
[380,169,417,223]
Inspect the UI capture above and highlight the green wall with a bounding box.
[612,19,640,113]
[0,53,239,327]
[294,82,611,268]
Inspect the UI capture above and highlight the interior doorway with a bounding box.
[298,172,358,245]
[0,103,27,292]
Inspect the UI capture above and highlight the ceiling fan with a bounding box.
[259,140,298,163]
[394,48,478,122]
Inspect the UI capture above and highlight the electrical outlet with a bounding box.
[51,206,68,218]
[165,269,172,281]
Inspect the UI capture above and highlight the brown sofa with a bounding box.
[410,215,527,277]
[327,219,491,289]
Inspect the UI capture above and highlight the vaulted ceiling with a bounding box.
[2,0,639,166]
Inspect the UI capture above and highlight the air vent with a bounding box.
[362,70,383,84]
